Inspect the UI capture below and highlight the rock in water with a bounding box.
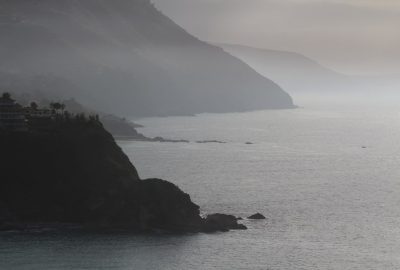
[248,213,266,220]
[204,214,247,232]
[196,140,227,144]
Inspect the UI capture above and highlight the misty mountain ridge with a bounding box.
[220,44,400,96]
[219,44,352,94]
[0,0,294,117]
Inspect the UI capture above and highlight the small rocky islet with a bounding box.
[248,213,266,220]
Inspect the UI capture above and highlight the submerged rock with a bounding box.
[151,137,190,143]
[248,213,266,220]
[196,140,226,144]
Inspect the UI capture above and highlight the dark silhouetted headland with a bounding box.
[0,103,245,232]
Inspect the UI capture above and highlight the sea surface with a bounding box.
[2,95,400,270]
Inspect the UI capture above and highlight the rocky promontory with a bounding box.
[0,116,245,232]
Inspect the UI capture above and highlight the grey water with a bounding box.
[2,95,400,270]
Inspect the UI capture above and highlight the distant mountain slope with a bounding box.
[0,0,294,116]
[221,44,400,96]
[220,44,355,94]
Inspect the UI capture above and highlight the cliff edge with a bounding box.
[0,118,245,232]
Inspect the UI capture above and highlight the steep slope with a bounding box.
[0,0,294,116]
[0,118,246,232]
[220,44,354,94]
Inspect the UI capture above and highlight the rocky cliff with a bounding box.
[0,119,245,232]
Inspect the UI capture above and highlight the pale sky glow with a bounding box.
[152,0,400,75]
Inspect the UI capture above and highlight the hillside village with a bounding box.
[0,92,99,132]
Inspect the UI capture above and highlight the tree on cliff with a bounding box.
[1,92,12,100]
[30,102,38,110]
[50,102,65,114]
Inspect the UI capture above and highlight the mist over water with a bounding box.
[3,94,400,269]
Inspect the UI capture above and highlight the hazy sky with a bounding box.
[152,0,400,75]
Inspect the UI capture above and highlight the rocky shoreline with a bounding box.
[0,213,247,233]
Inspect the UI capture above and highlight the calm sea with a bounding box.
[2,95,400,269]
